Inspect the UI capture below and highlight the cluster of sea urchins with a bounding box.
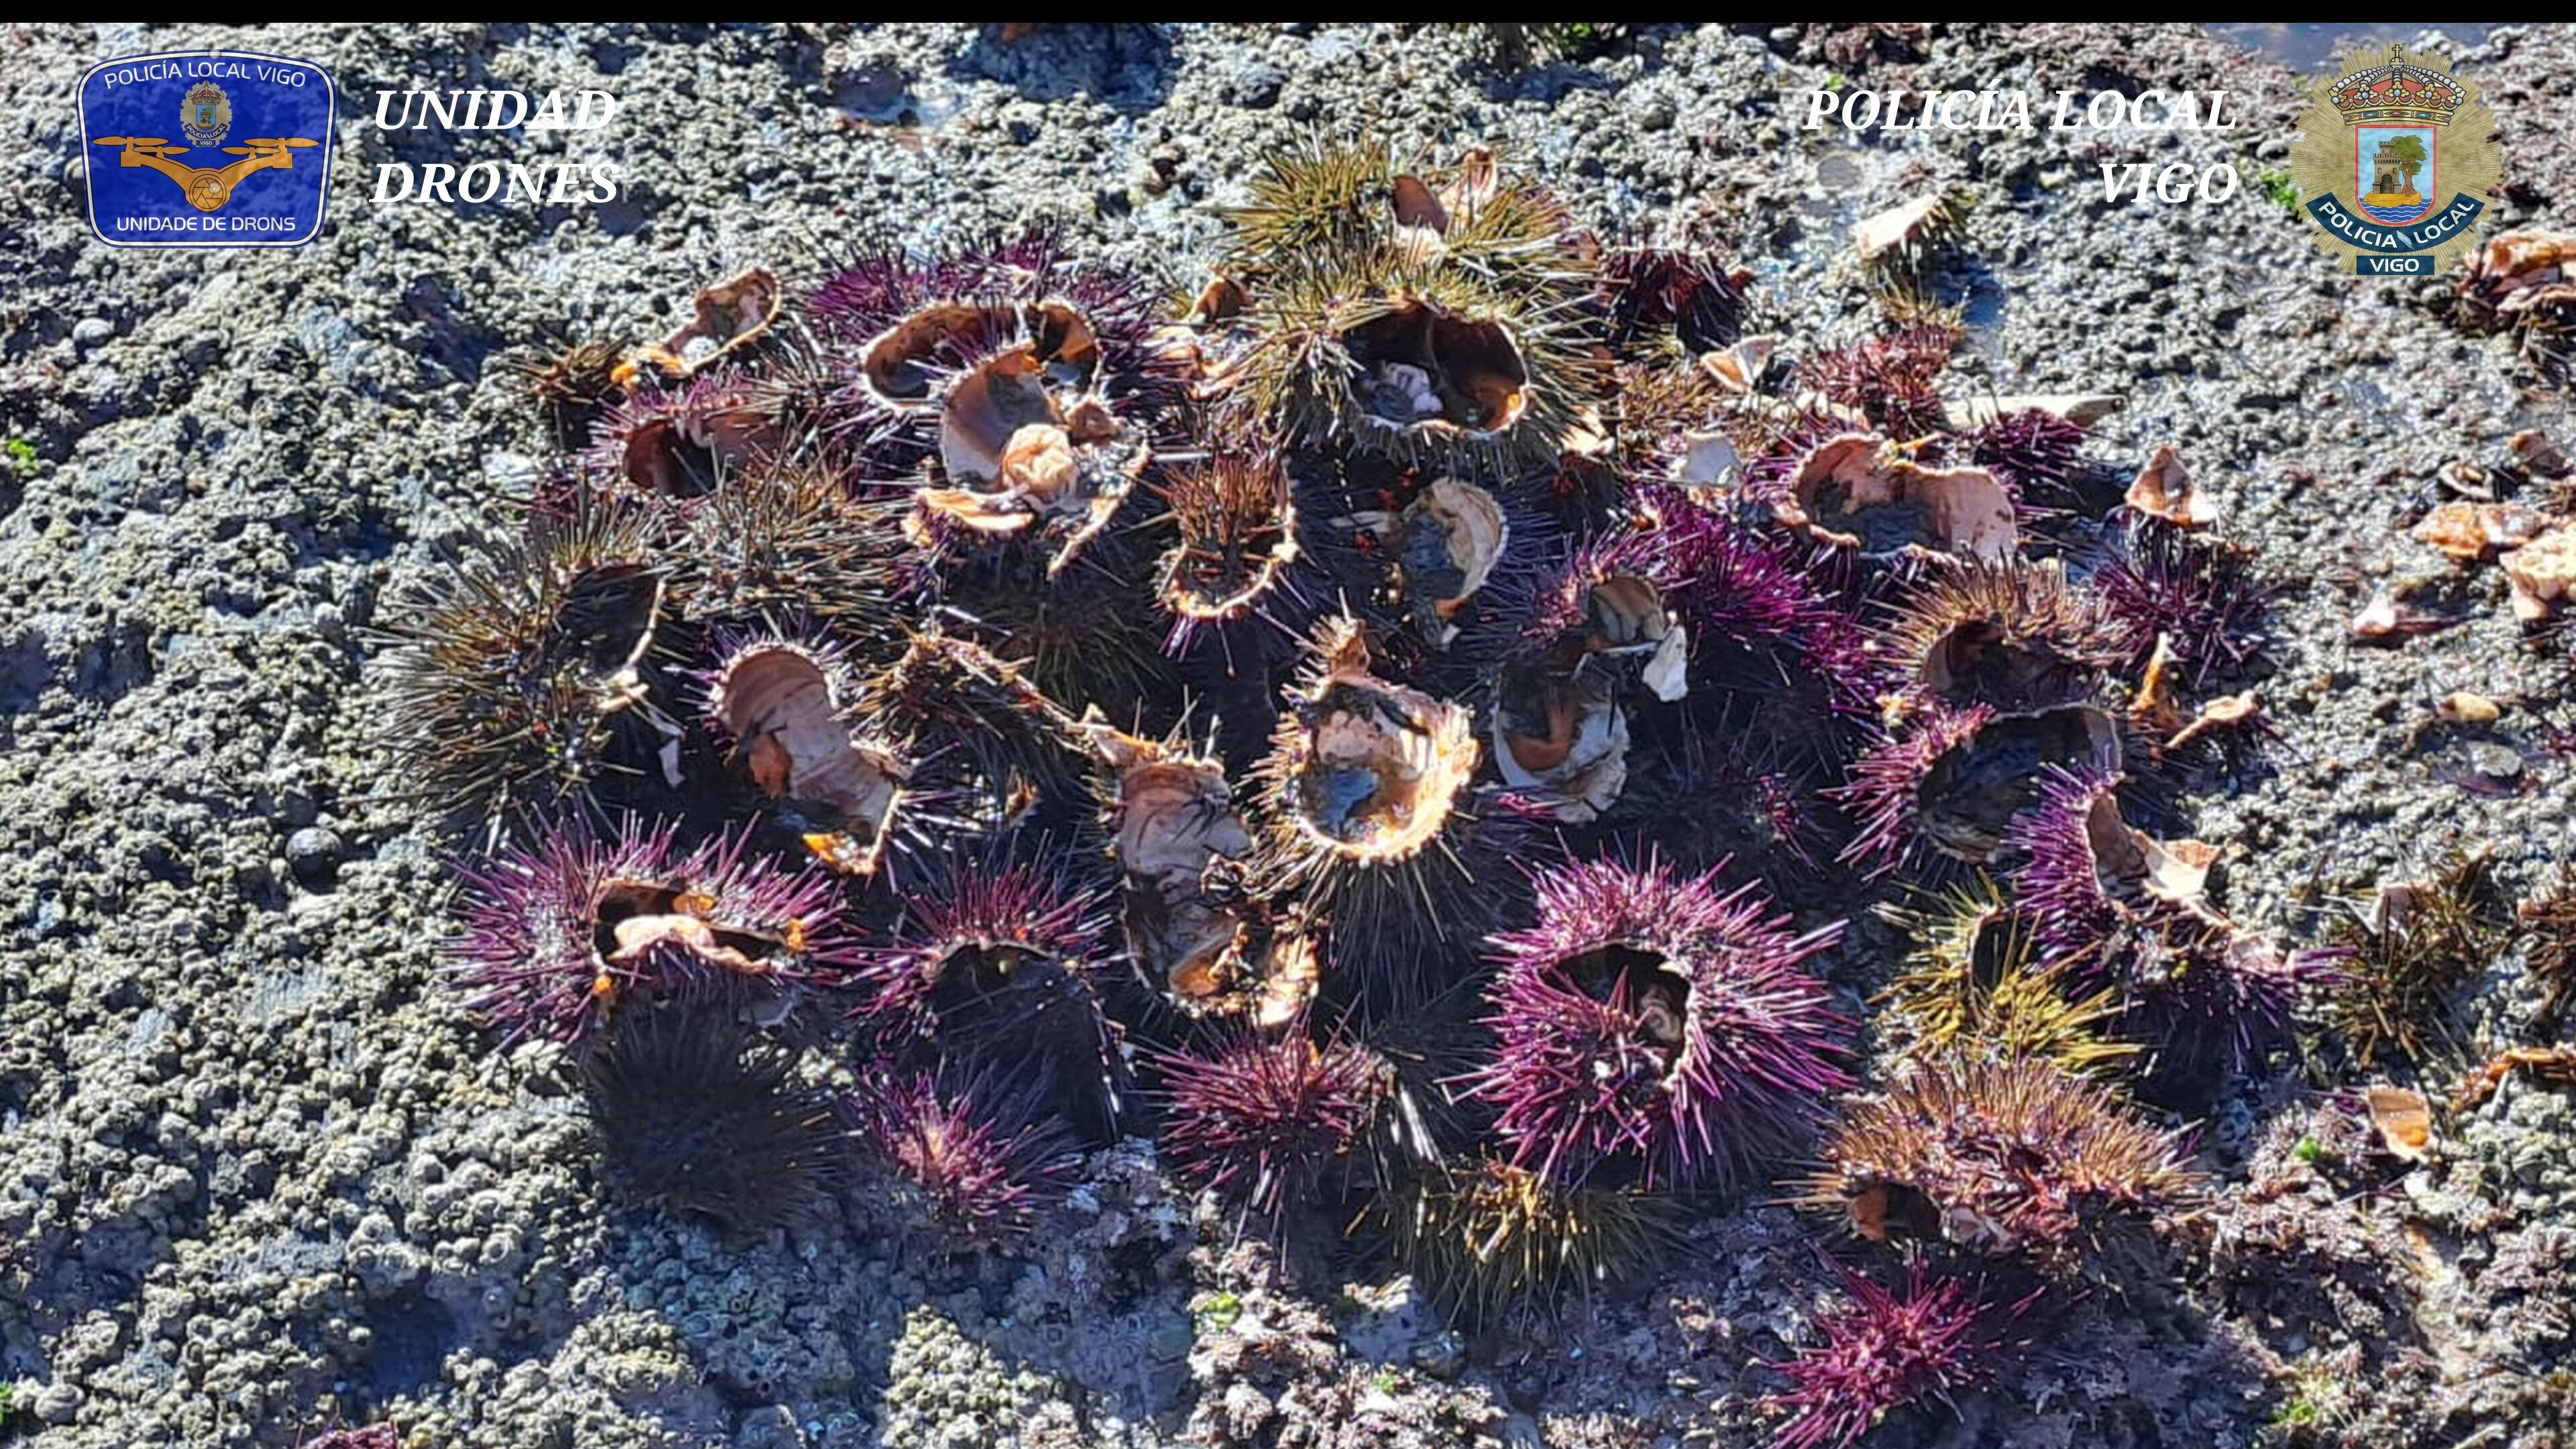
[375,141,2314,1436]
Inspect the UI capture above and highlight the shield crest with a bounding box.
[2356,123,2436,225]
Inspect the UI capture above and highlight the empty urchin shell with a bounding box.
[701,629,915,879]
[1839,698,2123,877]
[1244,614,1506,999]
[808,232,1181,576]
[446,815,855,1051]
[373,500,676,837]
[1872,556,2125,712]
[1464,857,1851,1189]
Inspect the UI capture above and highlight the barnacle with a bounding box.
[1798,1051,2196,1273]
[857,1070,1077,1246]
[1465,857,1850,1189]
[1763,1264,2030,1449]
[2320,845,2508,1071]
[847,853,1126,1143]
[702,631,913,877]
[1151,1021,1394,1222]
[1381,1158,1679,1332]
[1244,615,1499,996]
[445,816,854,1050]
[372,501,676,835]
[580,1008,842,1236]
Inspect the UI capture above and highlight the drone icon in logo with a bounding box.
[89,133,319,213]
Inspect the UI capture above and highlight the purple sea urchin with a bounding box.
[1873,557,2125,712]
[1793,319,1964,440]
[859,1071,1078,1245]
[1466,857,1849,1189]
[579,1008,843,1236]
[1151,1021,1392,1220]
[2004,768,2322,1081]
[1487,533,1691,822]
[1763,1265,2031,1449]
[1962,406,2092,510]
[2092,510,2284,686]
[1839,700,2123,876]
[446,816,853,1049]
[847,853,1126,1142]
[373,500,676,835]
[1598,239,1749,357]
[1797,1052,2196,1271]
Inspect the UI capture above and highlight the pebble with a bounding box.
[72,317,114,349]
[286,826,345,887]
[1411,1330,1464,1379]
[2465,742,2523,783]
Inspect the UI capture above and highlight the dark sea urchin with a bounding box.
[447,816,853,1049]
[1764,1265,2033,1449]
[847,853,1127,1143]
[1466,857,1849,1190]
[580,1008,843,1236]
[373,500,674,837]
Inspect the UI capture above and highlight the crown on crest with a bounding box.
[2330,46,2469,126]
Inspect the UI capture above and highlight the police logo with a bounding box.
[180,80,231,147]
[2291,44,2502,277]
[79,50,336,248]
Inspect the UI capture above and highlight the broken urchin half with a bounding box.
[1243,614,1505,1000]
[1464,856,1851,1191]
[701,629,914,879]
[445,814,857,1051]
